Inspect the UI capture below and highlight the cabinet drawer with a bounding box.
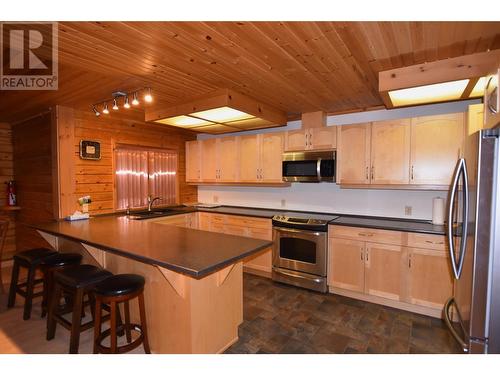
[248,227,272,240]
[329,225,403,245]
[225,215,270,229]
[407,233,447,251]
[209,214,226,223]
[210,222,225,233]
[224,224,248,237]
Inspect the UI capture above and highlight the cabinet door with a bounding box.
[370,119,411,184]
[217,137,238,182]
[410,113,464,185]
[238,135,260,182]
[364,243,405,301]
[200,139,217,182]
[244,226,273,273]
[260,133,283,183]
[186,141,201,182]
[407,248,454,309]
[328,237,365,292]
[336,123,371,184]
[310,127,337,150]
[285,129,308,151]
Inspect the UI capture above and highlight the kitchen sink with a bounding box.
[127,205,192,220]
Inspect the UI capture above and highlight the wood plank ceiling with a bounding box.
[1,21,499,124]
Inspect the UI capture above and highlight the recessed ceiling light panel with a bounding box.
[388,79,470,107]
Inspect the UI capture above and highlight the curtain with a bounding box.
[115,148,177,210]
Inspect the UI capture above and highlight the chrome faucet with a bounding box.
[147,195,162,211]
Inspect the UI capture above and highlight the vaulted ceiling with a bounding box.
[1,21,499,123]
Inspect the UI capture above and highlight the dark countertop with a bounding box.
[194,205,446,235]
[32,215,272,279]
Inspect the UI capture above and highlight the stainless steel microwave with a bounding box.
[282,151,336,182]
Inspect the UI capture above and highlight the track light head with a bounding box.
[102,103,109,114]
[92,105,101,117]
[124,96,130,109]
[112,99,119,110]
[144,87,153,103]
[132,92,139,105]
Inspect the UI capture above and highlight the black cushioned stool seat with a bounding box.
[93,274,150,354]
[39,252,83,317]
[47,264,113,354]
[7,247,58,320]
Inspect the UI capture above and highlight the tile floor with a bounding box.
[225,273,461,354]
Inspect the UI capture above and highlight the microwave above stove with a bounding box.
[282,151,336,183]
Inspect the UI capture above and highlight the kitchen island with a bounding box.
[33,215,272,354]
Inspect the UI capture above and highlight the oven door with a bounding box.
[272,227,327,276]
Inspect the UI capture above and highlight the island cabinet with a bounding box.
[336,113,465,188]
[284,127,337,152]
[197,212,272,275]
[328,225,453,318]
[149,212,198,228]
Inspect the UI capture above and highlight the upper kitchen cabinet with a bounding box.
[284,111,336,152]
[216,137,238,182]
[336,123,371,185]
[284,127,337,151]
[186,140,201,182]
[239,133,284,183]
[200,138,217,182]
[370,119,411,184]
[409,113,464,186]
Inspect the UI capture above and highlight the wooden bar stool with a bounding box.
[47,264,113,353]
[7,248,58,320]
[39,252,83,317]
[93,274,151,354]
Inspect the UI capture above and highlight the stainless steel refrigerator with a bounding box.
[444,123,500,353]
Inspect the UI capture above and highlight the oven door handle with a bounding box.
[316,158,322,182]
[273,268,324,284]
[273,226,324,236]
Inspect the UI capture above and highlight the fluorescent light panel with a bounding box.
[190,106,255,123]
[388,79,470,107]
[155,115,214,127]
[470,77,488,98]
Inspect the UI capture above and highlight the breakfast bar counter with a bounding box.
[32,215,272,354]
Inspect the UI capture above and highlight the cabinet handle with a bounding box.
[411,165,414,180]
[426,240,444,245]
[408,254,412,268]
[365,249,369,262]
[360,249,364,261]
[371,166,374,180]
[309,132,312,146]
[365,166,369,180]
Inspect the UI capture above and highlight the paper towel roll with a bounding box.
[432,197,445,225]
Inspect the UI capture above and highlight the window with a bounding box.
[115,146,178,210]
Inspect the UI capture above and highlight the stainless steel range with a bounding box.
[272,212,339,293]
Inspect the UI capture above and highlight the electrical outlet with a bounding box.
[213,195,219,203]
[281,199,286,207]
[405,206,412,216]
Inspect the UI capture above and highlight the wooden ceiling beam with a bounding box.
[379,50,500,92]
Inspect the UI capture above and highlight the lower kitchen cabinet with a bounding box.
[364,242,405,301]
[328,225,453,318]
[327,237,365,293]
[407,247,454,309]
[196,212,273,275]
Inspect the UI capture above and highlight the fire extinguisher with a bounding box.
[5,180,16,206]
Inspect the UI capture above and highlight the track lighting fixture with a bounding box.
[92,87,152,116]
[144,87,153,103]
[132,92,139,105]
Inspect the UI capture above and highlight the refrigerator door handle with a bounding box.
[444,297,469,353]
[448,159,463,279]
[457,160,469,278]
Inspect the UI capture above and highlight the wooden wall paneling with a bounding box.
[13,111,56,252]
[0,123,16,260]
[71,108,197,215]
